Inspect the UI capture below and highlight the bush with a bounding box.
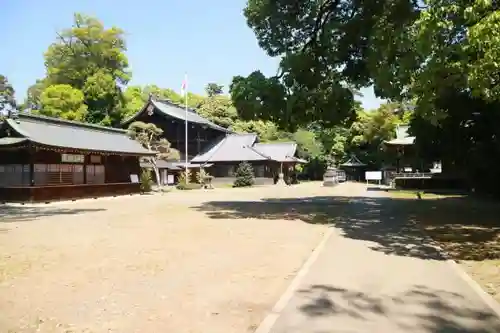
[176,182,203,190]
[140,169,153,192]
[178,169,191,184]
[195,168,210,183]
[233,161,255,187]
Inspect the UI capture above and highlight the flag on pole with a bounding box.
[180,74,188,97]
[182,73,189,170]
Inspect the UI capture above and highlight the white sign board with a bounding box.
[365,171,382,181]
[167,175,175,185]
[130,174,139,183]
[61,153,84,163]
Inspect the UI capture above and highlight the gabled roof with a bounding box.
[191,133,269,163]
[191,137,307,164]
[340,154,366,167]
[121,98,232,133]
[1,113,154,155]
[253,142,302,163]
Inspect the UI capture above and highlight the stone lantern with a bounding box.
[323,166,339,187]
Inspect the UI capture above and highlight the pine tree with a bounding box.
[233,162,255,187]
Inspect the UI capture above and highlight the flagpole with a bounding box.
[184,74,188,173]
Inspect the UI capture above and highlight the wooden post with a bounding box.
[28,143,34,186]
[196,130,201,155]
[83,154,88,184]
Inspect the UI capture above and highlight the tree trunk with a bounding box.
[153,166,161,188]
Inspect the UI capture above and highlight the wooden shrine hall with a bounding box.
[0,113,154,202]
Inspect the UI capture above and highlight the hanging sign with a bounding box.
[61,153,84,163]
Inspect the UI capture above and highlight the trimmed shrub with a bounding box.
[140,169,153,192]
[233,161,255,187]
[176,182,203,190]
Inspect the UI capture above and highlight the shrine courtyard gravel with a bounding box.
[0,182,349,333]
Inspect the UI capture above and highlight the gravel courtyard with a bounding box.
[0,182,346,333]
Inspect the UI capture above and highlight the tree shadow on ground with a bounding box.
[0,204,106,223]
[397,197,500,261]
[296,284,500,332]
[193,194,500,261]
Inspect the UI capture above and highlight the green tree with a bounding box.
[229,0,418,131]
[196,95,238,128]
[121,86,147,119]
[292,129,323,160]
[231,120,286,142]
[205,83,224,97]
[43,13,130,125]
[233,161,255,187]
[23,79,47,111]
[379,1,500,194]
[127,121,180,186]
[0,75,16,116]
[35,84,88,121]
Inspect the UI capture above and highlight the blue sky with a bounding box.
[1,0,384,110]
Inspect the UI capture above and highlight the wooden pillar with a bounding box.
[102,154,107,183]
[28,143,35,186]
[196,130,201,155]
[83,154,88,184]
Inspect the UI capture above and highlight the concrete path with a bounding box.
[259,184,500,333]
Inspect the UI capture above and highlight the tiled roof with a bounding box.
[4,113,154,155]
[122,99,232,133]
[253,142,299,162]
[340,154,366,167]
[191,133,269,163]
[191,137,307,164]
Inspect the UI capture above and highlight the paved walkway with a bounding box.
[259,184,500,333]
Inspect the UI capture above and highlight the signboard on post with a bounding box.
[130,174,139,183]
[365,171,382,185]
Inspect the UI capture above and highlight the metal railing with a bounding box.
[393,172,433,179]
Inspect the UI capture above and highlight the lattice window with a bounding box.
[86,164,105,184]
[34,164,85,186]
[0,164,29,186]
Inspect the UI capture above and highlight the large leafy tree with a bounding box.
[40,13,130,125]
[35,84,88,121]
[197,96,238,128]
[230,0,420,130]
[395,2,500,194]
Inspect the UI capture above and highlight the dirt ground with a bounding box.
[0,182,347,333]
